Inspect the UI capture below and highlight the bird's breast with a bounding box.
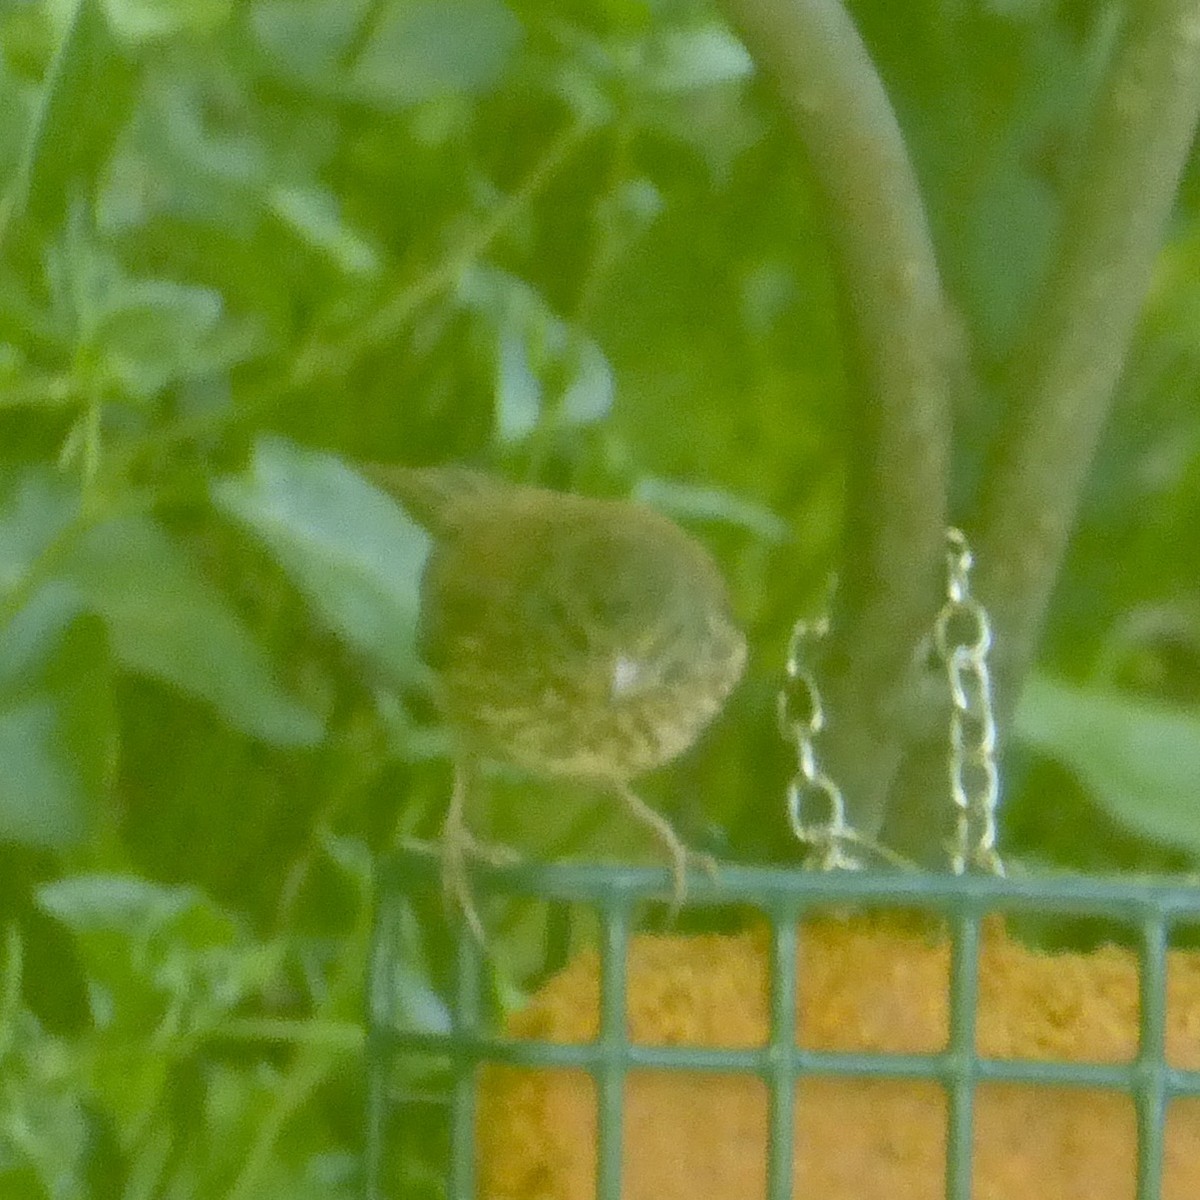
[438,636,741,783]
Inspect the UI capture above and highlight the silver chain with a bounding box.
[777,528,1004,874]
[935,527,1004,875]
[776,613,865,870]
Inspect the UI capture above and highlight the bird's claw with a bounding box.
[440,827,522,943]
[662,846,721,921]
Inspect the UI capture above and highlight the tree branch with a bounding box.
[977,0,1200,730]
[721,0,959,835]
[884,0,1200,859]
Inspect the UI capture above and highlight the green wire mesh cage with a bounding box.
[365,850,1200,1200]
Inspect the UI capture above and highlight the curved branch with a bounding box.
[884,0,1200,860]
[721,0,960,833]
[976,0,1200,731]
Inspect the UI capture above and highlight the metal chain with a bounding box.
[934,528,1004,876]
[776,614,864,870]
[777,528,1004,875]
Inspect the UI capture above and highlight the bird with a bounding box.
[365,464,747,937]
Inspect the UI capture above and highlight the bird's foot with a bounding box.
[615,784,718,920]
[440,824,522,943]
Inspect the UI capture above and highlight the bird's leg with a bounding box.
[614,783,717,918]
[441,760,520,942]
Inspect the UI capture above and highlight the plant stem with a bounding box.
[721,0,958,834]
[286,120,592,395]
[885,0,1200,858]
[107,121,591,482]
[978,0,1200,730]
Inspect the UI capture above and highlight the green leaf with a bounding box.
[632,476,790,541]
[212,436,430,684]
[642,24,755,94]
[0,597,114,849]
[0,696,90,847]
[495,327,541,441]
[251,0,369,90]
[35,874,274,1040]
[101,0,233,45]
[1015,675,1200,855]
[349,0,522,110]
[0,468,80,602]
[43,217,253,401]
[99,75,270,232]
[371,893,451,1038]
[458,266,614,443]
[559,338,615,427]
[59,515,323,747]
[0,60,35,189]
[0,581,83,691]
[92,276,226,399]
[1,0,138,238]
[0,1162,51,1200]
[269,185,380,277]
[37,874,226,939]
[0,473,113,846]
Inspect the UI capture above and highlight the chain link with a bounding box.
[777,528,1004,875]
[776,614,867,870]
[935,528,1004,875]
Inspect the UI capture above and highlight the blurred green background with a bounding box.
[3,0,1200,1196]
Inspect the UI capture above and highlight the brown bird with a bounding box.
[367,465,747,936]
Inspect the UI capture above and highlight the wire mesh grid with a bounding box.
[365,849,1200,1200]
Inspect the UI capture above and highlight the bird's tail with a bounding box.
[360,463,501,536]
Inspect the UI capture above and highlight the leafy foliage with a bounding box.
[2,0,1200,1195]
